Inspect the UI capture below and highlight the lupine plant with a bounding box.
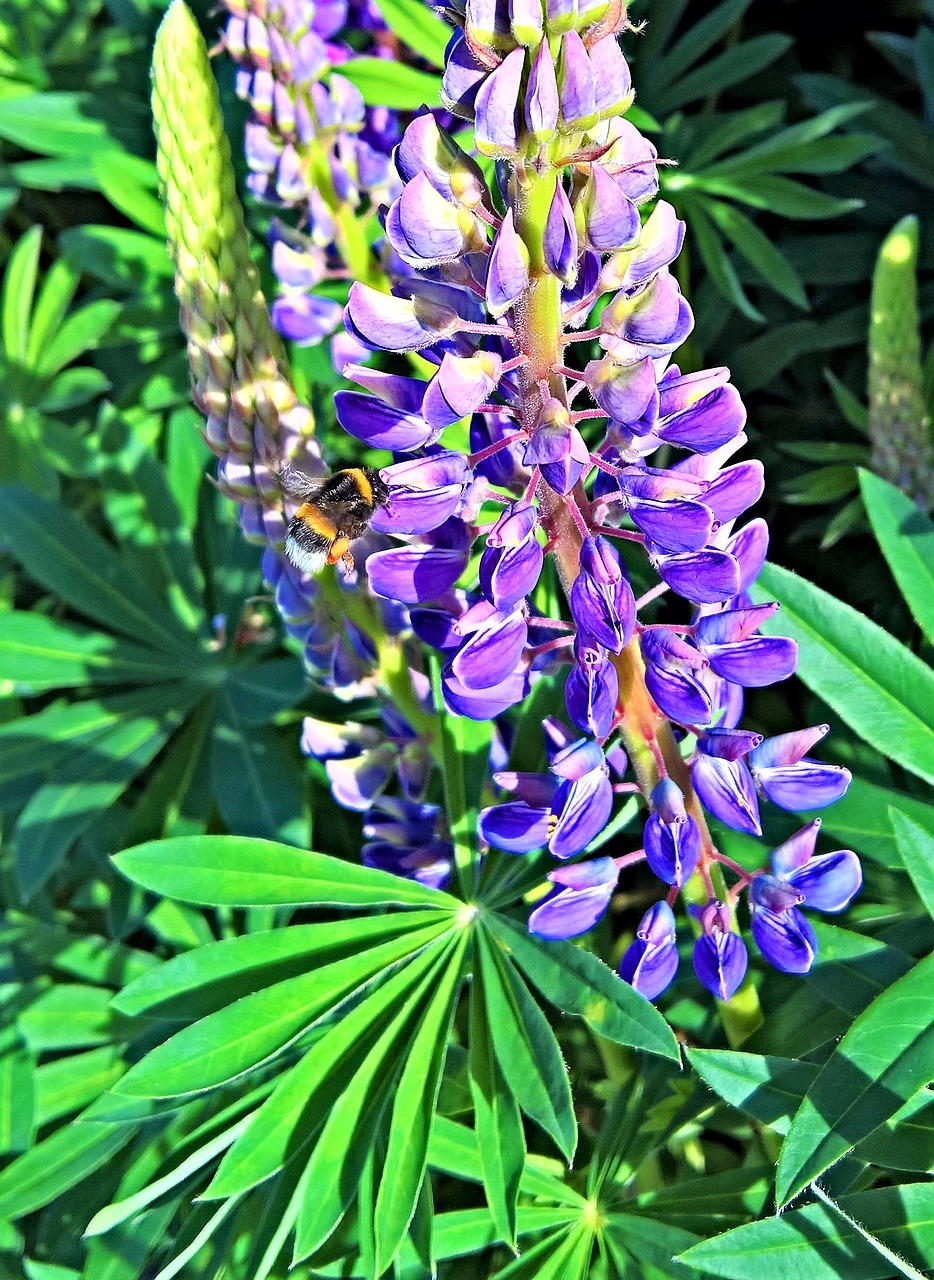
[6,1,934,1279]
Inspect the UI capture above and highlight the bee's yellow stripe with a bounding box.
[343,467,373,505]
[295,503,338,539]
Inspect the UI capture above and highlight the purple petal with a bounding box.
[697,728,762,762]
[486,209,530,315]
[422,351,503,430]
[543,181,579,284]
[657,385,747,455]
[565,648,619,738]
[440,30,487,118]
[787,849,862,913]
[367,546,468,603]
[549,770,613,858]
[452,609,528,690]
[750,726,830,768]
[693,930,748,1001]
[525,39,559,138]
[558,31,597,130]
[755,760,852,811]
[442,666,529,718]
[619,902,679,1000]
[578,164,640,251]
[770,820,822,875]
[550,737,605,780]
[335,390,434,451]
[325,747,395,811]
[590,35,633,117]
[475,47,525,156]
[644,810,700,887]
[345,283,459,352]
[479,801,551,853]
[704,460,765,524]
[395,111,488,208]
[751,905,818,974]
[692,754,761,836]
[387,171,472,267]
[627,496,713,553]
[654,549,741,605]
[528,882,614,940]
[643,655,713,728]
[703,636,798,688]
[272,293,341,344]
[586,355,658,424]
[726,519,769,592]
[550,856,620,889]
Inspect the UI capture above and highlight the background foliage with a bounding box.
[0,0,933,1277]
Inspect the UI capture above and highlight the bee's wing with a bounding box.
[277,464,323,501]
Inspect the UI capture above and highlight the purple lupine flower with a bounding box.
[619,901,680,1001]
[750,820,862,973]
[749,726,852,811]
[362,797,453,890]
[528,856,621,939]
[690,900,748,1000]
[643,778,700,887]
[569,536,635,653]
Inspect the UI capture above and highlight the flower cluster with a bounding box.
[221,0,399,358]
[303,0,864,1004]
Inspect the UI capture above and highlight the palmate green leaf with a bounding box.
[678,1183,934,1279]
[210,698,305,843]
[860,470,934,645]
[684,101,786,171]
[205,936,457,1199]
[427,1116,585,1206]
[476,928,577,1161]
[489,914,679,1060]
[0,90,149,157]
[606,1214,700,1279]
[468,959,524,1252]
[752,562,934,788]
[0,486,198,655]
[0,1118,134,1221]
[776,949,934,1206]
[684,199,764,323]
[114,918,453,1099]
[35,298,120,376]
[892,809,934,920]
[113,835,460,910]
[647,0,753,91]
[373,934,467,1273]
[26,255,80,366]
[687,1049,817,1135]
[19,984,130,1052]
[0,612,187,693]
[113,911,445,1021]
[858,1091,934,1173]
[491,1224,593,1280]
[15,696,195,898]
[633,1166,771,1232]
[337,58,442,110]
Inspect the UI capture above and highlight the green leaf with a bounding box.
[0,91,149,158]
[19,985,127,1052]
[701,197,808,309]
[806,921,914,1018]
[0,612,185,692]
[696,173,862,219]
[337,58,443,110]
[752,562,934,788]
[204,936,456,1200]
[860,470,934,646]
[651,0,754,88]
[222,659,307,725]
[660,35,793,112]
[687,1049,816,1135]
[817,774,934,867]
[210,700,304,843]
[490,915,679,1061]
[26,256,80,366]
[112,911,444,1020]
[35,298,120,376]
[114,918,453,1098]
[0,1042,34,1155]
[2,225,41,362]
[468,961,524,1251]
[686,199,764,323]
[490,1225,592,1280]
[373,934,467,1272]
[776,949,934,1206]
[891,809,934,922]
[365,0,450,67]
[476,929,577,1161]
[0,1120,133,1221]
[33,1046,125,1126]
[15,701,191,897]
[0,486,197,655]
[428,1116,584,1206]
[678,1183,934,1279]
[114,835,460,910]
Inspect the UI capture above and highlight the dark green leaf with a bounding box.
[687,1049,816,1135]
[0,612,185,692]
[776,950,934,1206]
[702,197,808,308]
[0,486,198,655]
[892,809,934,922]
[0,1120,133,1220]
[679,1183,934,1279]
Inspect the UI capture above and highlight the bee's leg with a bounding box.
[326,535,352,566]
[341,550,356,571]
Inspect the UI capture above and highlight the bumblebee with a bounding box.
[282,465,391,573]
